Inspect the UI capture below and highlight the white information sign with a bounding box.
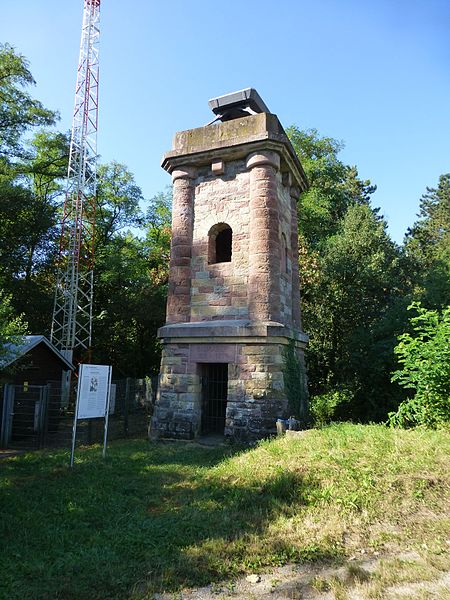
[70,363,113,467]
[77,364,111,419]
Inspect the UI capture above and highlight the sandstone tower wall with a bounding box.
[151,109,309,441]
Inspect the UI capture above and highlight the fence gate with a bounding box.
[1,384,50,450]
[201,363,228,434]
[0,378,152,451]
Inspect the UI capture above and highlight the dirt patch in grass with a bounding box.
[151,553,450,599]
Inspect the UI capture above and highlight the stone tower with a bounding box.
[151,89,308,441]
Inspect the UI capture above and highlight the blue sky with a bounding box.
[1,0,449,243]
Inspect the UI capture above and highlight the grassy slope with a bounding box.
[0,424,448,599]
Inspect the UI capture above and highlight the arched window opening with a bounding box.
[216,227,232,262]
[208,223,232,264]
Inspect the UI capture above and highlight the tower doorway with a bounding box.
[201,363,228,434]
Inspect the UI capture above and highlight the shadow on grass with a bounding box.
[0,439,340,600]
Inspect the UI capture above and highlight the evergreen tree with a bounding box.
[405,174,450,308]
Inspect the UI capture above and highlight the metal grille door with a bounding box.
[201,363,228,434]
[1,385,49,449]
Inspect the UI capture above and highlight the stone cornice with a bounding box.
[158,320,309,346]
[161,113,308,191]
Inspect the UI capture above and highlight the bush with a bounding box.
[389,303,450,428]
[310,388,353,426]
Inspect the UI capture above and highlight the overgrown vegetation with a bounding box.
[0,425,449,599]
[309,388,353,427]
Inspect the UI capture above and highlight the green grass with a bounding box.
[0,424,449,599]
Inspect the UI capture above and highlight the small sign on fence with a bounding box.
[70,364,113,468]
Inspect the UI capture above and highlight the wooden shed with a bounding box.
[0,336,74,448]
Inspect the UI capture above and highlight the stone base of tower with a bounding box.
[150,321,308,442]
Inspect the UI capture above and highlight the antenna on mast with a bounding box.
[51,0,101,362]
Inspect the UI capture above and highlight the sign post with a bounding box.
[102,368,113,459]
[70,364,113,468]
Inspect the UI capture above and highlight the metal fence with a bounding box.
[0,378,153,451]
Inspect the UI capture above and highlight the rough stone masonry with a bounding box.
[150,99,309,442]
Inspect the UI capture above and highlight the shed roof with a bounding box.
[0,335,74,371]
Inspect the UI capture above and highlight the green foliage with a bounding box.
[287,126,376,248]
[93,233,167,376]
[0,291,27,367]
[303,201,408,420]
[0,43,56,162]
[404,174,450,308]
[25,130,69,197]
[309,389,353,427]
[389,303,450,428]
[0,130,69,334]
[95,161,144,244]
[282,339,309,423]
[1,42,448,404]
[143,187,172,285]
[0,45,68,336]
[93,189,172,376]
[288,127,417,422]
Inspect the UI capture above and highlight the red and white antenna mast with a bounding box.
[51,0,101,362]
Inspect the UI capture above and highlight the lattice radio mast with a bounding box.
[51,0,101,362]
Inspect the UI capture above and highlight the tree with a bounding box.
[25,130,69,201]
[95,162,143,245]
[0,131,69,335]
[144,188,172,285]
[0,44,64,336]
[287,127,376,248]
[404,174,450,308]
[389,303,450,428]
[17,131,68,282]
[0,45,172,377]
[304,204,408,419]
[93,233,168,377]
[288,127,410,421]
[0,44,56,165]
[0,291,27,368]
[92,189,172,376]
